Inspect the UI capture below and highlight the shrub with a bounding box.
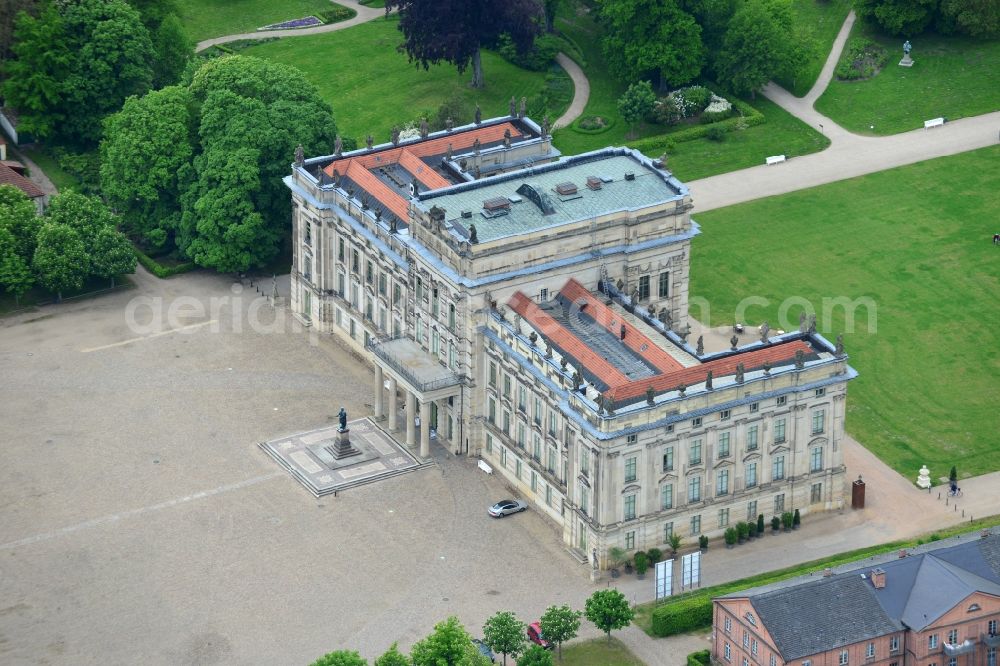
[432,93,472,131]
[725,528,737,546]
[647,548,662,564]
[669,532,683,554]
[757,514,766,535]
[497,33,560,71]
[701,108,734,124]
[699,535,709,550]
[834,38,889,81]
[705,125,726,141]
[318,6,356,23]
[608,546,626,569]
[682,85,711,110]
[736,522,749,539]
[781,512,794,529]
[634,551,649,575]
[793,509,801,527]
[651,595,714,636]
[629,97,764,153]
[134,247,196,279]
[772,516,781,531]
[574,115,615,134]
[688,649,712,666]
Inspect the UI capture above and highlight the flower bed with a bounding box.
[258,16,322,31]
[835,38,889,81]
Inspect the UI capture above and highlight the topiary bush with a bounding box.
[634,551,649,576]
[647,548,662,564]
[772,516,781,532]
[699,535,709,550]
[793,509,801,528]
[651,595,714,636]
[725,528,737,546]
[705,124,726,141]
[687,649,712,666]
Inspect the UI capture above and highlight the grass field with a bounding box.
[561,637,645,665]
[689,146,1000,478]
[775,0,853,97]
[815,26,1000,135]
[177,0,351,42]
[240,18,563,142]
[551,1,829,178]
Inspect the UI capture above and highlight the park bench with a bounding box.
[924,117,945,129]
[765,155,786,166]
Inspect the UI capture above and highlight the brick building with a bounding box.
[714,531,1000,666]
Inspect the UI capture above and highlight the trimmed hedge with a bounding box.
[628,97,764,155]
[688,650,711,666]
[134,248,197,279]
[651,595,714,636]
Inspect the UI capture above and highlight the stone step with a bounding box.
[566,546,589,565]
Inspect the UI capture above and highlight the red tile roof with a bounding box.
[0,163,45,199]
[322,122,524,221]
[509,279,816,405]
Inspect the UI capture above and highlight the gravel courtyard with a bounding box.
[0,269,590,665]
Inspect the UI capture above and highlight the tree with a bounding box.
[714,0,797,97]
[411,616,491,666]
[669,532,683,555]
[0,0,37,61]
[0,183,42,262]
[584,589,634,643]
[617,80,656,138]
[309,650,368,666]
[150,12,192,87]
[938,0,1000,37]
[949,466,958,483]
[0,227,34,304]
[483,611,525,665]
[385,0,542,88]
[2,0,154,147]
[100,85,195,249]
[539,605,580,661]
[176,55,339,272]
[516,645,553,666]
[44,191,119,253]
[33,223,89,301]
[374,643,410,666]
[853,0,938,36]
[598,0,704,88]
[542,0,559,32]
[91,226,136,287]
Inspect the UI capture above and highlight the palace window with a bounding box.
[948,630,958,645]
[337,237,345,261]
[515,458,522,479]
[724,617,732,633]
[890,637,900,653]
[448,303,456,331]
[776,396,787,407]
[624,494,636,521]
[990,620,998,635]
[690,514,701,535]
[489,362,497,387]
[488,398,496,424]
[747,425,759,451]
[517,423,526,448]
[692,417,702,428]
[716,469,729,496]
[774,493,785,513]
[718,508,730,527]
[579,485,589,515]
[638,275,650,300]
[815,388,826,397]
[812,409,825,434]
[725,644,732,662]
[773,456,785,481]
[664,522,674,541]
[752,640,759,656]
[351,249,359,273]
[750,402,759,413]
[811,483,823,503]
[929,635,939,650]
[659,271,670,298]
[718,432,731,458]
[503,374,511,398]
[533,436,541,461]
[518,386,527,412]
[747,500,757,523]
[688,476,702,503]
[548,411,557,437]
[432,287,439,317]
[531,471,538,493]
[547,447,557,475]
[502,410,510,436]
[378,272,386,296]
[746,463,758,488]
[774,418,787,444]
[810,446,824,473]
[690,439,703,465]
[366,261,374,284]
[486,434,493,453]
[868,643,876,659]
[580,447,589,475]
[625,530,635,549]
[663,446,674,472]
[839,650,848,666]
[661,484,673,510]
[625,456,637,483]
[448,343,456,370]
[534,398,542,425]
[393,283,401,307]
[721,409,731,421]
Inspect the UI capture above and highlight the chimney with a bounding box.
[898,549,908,559]
[823,568,832,578]
[983,530,991,539]
[871,568,886,589]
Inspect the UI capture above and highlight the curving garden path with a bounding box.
[195,1,590,128]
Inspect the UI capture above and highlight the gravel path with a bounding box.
[553,52,590,129]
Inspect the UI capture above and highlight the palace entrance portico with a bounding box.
[369,338,462,458]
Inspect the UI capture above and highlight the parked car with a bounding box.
[472,638,496,663]
[526,622,552,649]
[487,499,527,518]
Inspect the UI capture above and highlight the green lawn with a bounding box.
[19,146,79,192]
[815,26,1000,135]
[0,275,133,315]
[665,96,830,181]
[551,1,829,179]
[560,637,645,665]
[775,0,853,97]
[177,0,351,42]
[240,18,563,142]
[689,146,1000,478]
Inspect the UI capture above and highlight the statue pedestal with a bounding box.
[916,464,932,489]
[329,428,361,460]
[899,54,914,67]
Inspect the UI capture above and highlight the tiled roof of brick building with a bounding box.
[509,278,816,404]
[0,163,45,199]
[722,532,1000,660]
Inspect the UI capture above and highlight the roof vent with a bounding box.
[898,549,908,559]
[429,206,446,223]
[555,181,578,196]
[822,568,832,578]
[624,171,636,181]
[483,196,511,212]
[870,568,886,589]
[586,176,603,191]
[515,182,556,215]
[461,210,472,219]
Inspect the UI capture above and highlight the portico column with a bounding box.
[436,398,449,445]
[374,365,385,420]
[419,400,431,458]
[388,377,398,431]
[406,391,416,449]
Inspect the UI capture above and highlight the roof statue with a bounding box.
[503,128,512,149]
[735,363,745,384]
[676,382,686,396]
[730,334,739,351]
[835,333,845,357]
[807,313,817,334]
[474,104,482,125]
[705,370,713,390]
[759,321,770,343]
[799,312,808,333]
[294,144,304,167]
[391,127,400,146]
[541,115,550,138]
[365,134,373,151]
[473,138,481,154]
[794,349,806,369]
[334,134,343,157]
[509,96,517,117]
[696,335,704,356]
[446,142,453,160]
[646,387,655,405]
[446,116,454,131]
[519,96,527,119]
[762,360,771,376]
[419,118,429,139]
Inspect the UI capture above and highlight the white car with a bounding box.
[488,499,527,518]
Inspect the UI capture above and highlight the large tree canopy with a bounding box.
[853,0,939,36]
[2,0,155,147]
[598,0,705,88]
[0,0,36,60]
[714,0,797,97]
[101,85,195,250]
[386,0,542,88]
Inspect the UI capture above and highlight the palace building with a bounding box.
[285,112,856,566]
